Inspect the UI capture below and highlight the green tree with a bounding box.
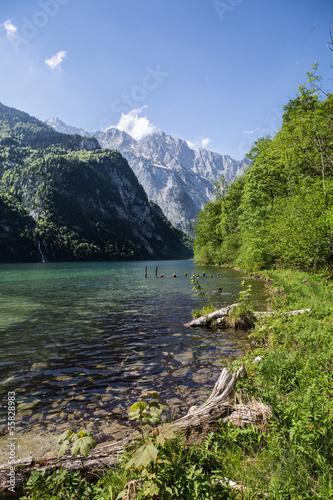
[194,66,333,271]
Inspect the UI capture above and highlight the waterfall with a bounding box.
[38,241,47,263]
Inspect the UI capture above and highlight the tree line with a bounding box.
[194,65,333,272]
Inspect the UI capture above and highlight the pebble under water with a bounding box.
[0,259,267,461]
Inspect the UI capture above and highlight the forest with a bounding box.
[0,103,191,262]
[194,65,333,273]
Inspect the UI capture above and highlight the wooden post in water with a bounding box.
[155,266,158,278]
[145,266,147,279]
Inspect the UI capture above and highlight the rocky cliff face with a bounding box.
[46,117,92,138]
[46,119,247,236]
[0,103,190,263]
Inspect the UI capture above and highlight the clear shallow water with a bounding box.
[0,260,267,461]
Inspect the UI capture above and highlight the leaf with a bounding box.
[57,429,74,443]
[148,409,162,423]
[129,401,146,412]
[69,432,78,442]
[148,401,161,409]
[128,442,159,468]
[78,429,93,438]
[157,458,171,465]
[71,440,81,456]
[145,481,160,497]
[71,435,97,456]
[128,409,141,420]
[141,441,158,466]
[159,424,177,440]
[125,457,136,470]
[57,439,70,458]
[81,436,97,456]
[127,437,145,454]
[82,435,97,454]
[156,433,165,446]
[116,490,127,499]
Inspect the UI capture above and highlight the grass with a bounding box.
[22,269,333,499]
[191,303,217,318]
[222,306,256,330]
[231,269,333,498]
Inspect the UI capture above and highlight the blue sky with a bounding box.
[0,0,332,159]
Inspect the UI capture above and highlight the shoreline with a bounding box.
[2,267,332,497]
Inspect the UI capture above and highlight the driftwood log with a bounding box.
[184,305,312,327]
[253,308,312,317]
[0,366,272,497]
[183,303,238,327]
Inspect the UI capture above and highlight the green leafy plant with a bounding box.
[58,428,97,458]
[117,391,177,499]
[21,468,115,500]
[225,280,255,329]
[190,274,205,301]
[190,274,218,319]
[58,428,97,500]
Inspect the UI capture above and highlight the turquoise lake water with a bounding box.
[0,259,267,460]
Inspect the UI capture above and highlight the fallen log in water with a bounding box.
[0,365,272,496]
[185,305,312,328]
[183,303,238,327]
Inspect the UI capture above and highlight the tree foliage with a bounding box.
[194,66,333,271]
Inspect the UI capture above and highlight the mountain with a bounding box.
[46,117,92,138]
[46,119,247,235]
[0,103,191,263]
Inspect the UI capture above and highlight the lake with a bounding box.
[0,259,267,461]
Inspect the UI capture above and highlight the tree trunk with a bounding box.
[183,303,238,327]
[0,365,272,497]
[254,308,311,317]
[184,306,312,328]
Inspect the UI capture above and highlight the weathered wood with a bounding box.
[254,308,311,317]
[0,438,132,496]
[0,365,272,495]
[184,306,312,328]
[183,303,238,327]
[171,365,255,442]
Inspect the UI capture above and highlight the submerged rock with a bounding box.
[31,362,48,371]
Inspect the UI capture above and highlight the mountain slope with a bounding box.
[46,117,92,138]
[46,119,247,235]
[0,103,191,263]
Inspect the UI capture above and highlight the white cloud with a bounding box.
[201,137,210,148]
[186,137,211,150]
[186,140,196,149]
[114,106,156,140]
[45,50,67,70]
[2,19,17,39]
[243,127,260,135]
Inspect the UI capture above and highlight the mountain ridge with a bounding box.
[0,103,191,263]
[46,118,247,235]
